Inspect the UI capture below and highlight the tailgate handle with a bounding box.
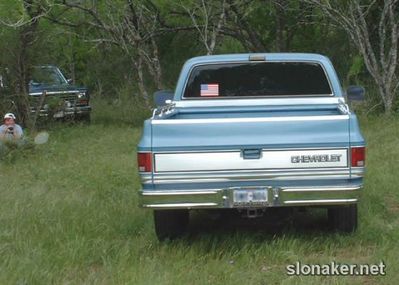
[242,149,262,159]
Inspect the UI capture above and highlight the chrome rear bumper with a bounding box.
[139,185,362,209]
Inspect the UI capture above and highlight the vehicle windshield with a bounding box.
[183,62,332,98]
[31,66,68,85]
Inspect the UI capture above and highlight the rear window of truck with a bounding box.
[183,62,332,98]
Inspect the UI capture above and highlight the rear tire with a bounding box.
[154,209,189,241]
[328,204,358,233]
[76,113,91,124]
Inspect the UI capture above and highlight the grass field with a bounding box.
[1,107,399,284]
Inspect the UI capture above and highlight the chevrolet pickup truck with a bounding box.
[137,53,366,240]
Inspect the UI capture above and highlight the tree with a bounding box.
[0,0,51,127]
[180,0,227,55]
[55,0,167,107]
[308,0,399,114]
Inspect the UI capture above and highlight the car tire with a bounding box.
[154,209,189,241]
[328,204,358,233]
[76,113,91,124]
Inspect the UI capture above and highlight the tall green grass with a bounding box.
[91,87,152,127]
[0,110,398,284]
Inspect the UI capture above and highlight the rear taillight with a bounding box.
[78,99,88,105]
[137,152,152,172]
[351,147,366,167]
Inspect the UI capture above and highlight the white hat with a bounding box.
[4,113,16,120]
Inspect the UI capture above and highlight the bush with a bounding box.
[0,138,35,163]
[91,85,152,127]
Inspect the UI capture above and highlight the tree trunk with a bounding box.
[10,0,43,128]
[275,0,287,52]
[150,38,164,90]
[134,57,150,108]
[15,25,34,128]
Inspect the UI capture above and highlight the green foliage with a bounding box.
[0,137,35,163]
[91,89,152,127]
[0,93,18,117]
[1,0,394,112]
[0,1,25,24]
[348,55,365,81]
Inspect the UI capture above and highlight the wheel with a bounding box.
[328,204,358,233]
[76,113,91,124]
[153,209,189,241]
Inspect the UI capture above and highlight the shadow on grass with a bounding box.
[185,207,331,240]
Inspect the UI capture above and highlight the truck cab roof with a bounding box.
[184,53,331,65]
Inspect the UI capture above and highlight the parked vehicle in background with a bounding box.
[137,53,366,240]
[29,65,91,121]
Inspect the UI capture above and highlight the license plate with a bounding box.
[233,189,268,207]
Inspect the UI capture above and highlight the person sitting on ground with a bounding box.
[0,113,23,142]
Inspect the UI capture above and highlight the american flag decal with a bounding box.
[200,84,219,97]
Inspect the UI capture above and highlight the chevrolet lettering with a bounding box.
[136,53,366,240]
[291,154,343,164]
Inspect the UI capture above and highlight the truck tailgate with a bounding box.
[151,107,350,175]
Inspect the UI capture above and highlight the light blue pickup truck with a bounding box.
[137,53,366,240]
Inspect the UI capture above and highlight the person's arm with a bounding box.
[0,125,6,140]
[13,124,23,140]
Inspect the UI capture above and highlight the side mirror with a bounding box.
[153,90,174,107]
[346,85,365,101]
